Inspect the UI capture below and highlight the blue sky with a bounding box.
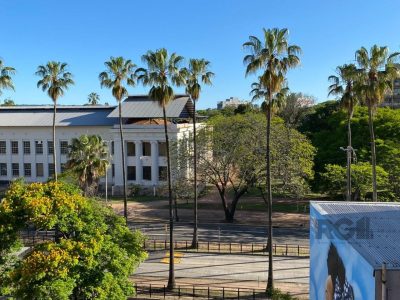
[2,0,400,109]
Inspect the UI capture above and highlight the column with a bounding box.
[6,140,12,181]
[43,140,49,179]
[31,139,36,182]
[18,139,23,178]
[113,139,123,188]
[135,140,142,184]
[151,141,159,185]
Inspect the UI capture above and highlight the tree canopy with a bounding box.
[0,181,146,299]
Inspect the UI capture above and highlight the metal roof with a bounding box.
[0,106,118,127]
[312,201,400,270]
[108,95,195,118]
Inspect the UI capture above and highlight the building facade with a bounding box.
[216,97,249,110]
[0,95,196,193]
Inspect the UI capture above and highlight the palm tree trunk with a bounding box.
[265,102,274,295]
[163,105,175,290]
[368,105,378,201]
[191,99,198,249]
[346,116,352,201]
[118,102,128,221]
[53,103,58,181]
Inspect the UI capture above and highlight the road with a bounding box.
[129,222,309,245]
[132,251,309,299]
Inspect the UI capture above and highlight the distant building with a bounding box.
[0,95,197,194]
[217,97,249,110]
[382,78,400,109]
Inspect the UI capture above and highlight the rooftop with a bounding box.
[312,201,400,270]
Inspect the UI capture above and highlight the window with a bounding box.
[143,166,151,181]
[127,142,136,156]
[11,141,18,154]
[112,164,115,178]
[48,163,55,177]
[35,141,43,154]
[60,141,68,155]
[159,166,167,181]
[36,163,44,177]
[12,163,19,177]
[0,163,7,176]
[48,141,54,155]
[24,163,31,177]
[111,141,114,155]
[142,142,151,156]
[0,141,6,154]
[23,141,31,155]
[158,142,167,157]
[127,166,136,181]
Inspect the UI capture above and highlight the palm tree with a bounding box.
[354,46,400,201]
[183,59,214,248]
[1,98,15,106]
[66,134,109,196]
[87,92,100,105]
[137,48,186,290]
[99,56,136,221]
[36,61,74,182]
[0,59,16,97]
[328,64,359,201]
[243,28,301,294]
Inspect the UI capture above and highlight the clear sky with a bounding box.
[2,0,400,109]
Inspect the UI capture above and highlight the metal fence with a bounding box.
[143,239,309,257]
[133,284,269,299]
[20,231,309,257]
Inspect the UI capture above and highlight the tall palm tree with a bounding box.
[183,59,214,248]
[87,92,100,105]
[36,62,74,182]
[137,48,186,290]
[243,28,301,294]
[0,59,16,97]
[328,64,359,201]
[354,46,400,201]
[99,56,136,221]
[66,134,109,196]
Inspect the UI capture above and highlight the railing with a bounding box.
[20,231,309,257]
[132,283,269,299]
[143,239,309,257]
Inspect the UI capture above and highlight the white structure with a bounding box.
[0,95,196,194]
[217,97,249,110]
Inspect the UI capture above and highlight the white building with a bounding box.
[0,95,196,194]
[216,97,249,110]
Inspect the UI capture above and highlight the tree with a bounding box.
[1,98,15,106]
[354,45,400,201]
[0,181,147,299]
[66,134,109,196]
[185,113,314,221]
[137,48,186,290]
[99,57,136,222]
[277,92,315,129]
[0,59,15,97]
[321,163,389,201]
[36,62,74,182]
[328,64,359,201]
[87,92,100,105]
[243,28,301,294]
[183,58,214,248]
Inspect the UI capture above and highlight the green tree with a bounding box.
[66,134,109,196]
[1,98,15,106]
[243,28,301,294]
[328,64,359,201]
[354,46,400,201]
[99,57,136,222]
[0,59,15,97]
[87,92,100,105]
[0,181,147,299]
[277,92,315,129]
[321,162,390,201]
[137,48,186,290]
[36,62,74,182]
[183,58,214,248]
